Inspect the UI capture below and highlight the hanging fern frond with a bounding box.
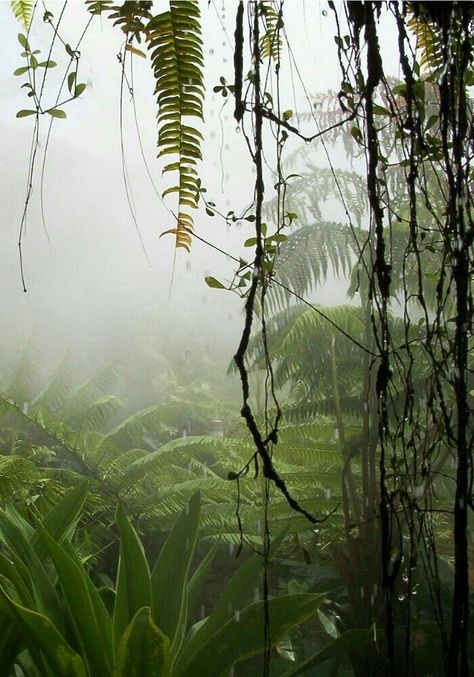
[148,0,204,252]
[260,1,283,61]
[407,7,445,74]
[10,0,34,29]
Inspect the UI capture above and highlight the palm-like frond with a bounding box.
[10,0,34,29]
[148,0,204,252]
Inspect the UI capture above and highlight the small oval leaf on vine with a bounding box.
[351,126,362,143]
[282,109,293,121]
[205,207,215,217]
[74,83,86,97]
[372,104,392,117]
[14,66,29,76]
[47,108,66,119]
[38,60,57,68]
[205,276,225,289]
[67,72,76,93]
[244,237,257,247]
[16,109,36,118]
[18,33,29,49]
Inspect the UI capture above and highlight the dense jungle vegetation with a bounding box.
[0,1,473,675]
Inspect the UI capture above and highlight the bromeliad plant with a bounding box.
[0,485,330,676]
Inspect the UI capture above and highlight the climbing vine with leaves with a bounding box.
[218,2,473,675]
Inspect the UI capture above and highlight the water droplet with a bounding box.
[398,593,406,601]
[235,125,240,134]
[234,609,240,622]
[322,9,328,16]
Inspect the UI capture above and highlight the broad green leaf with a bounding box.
[151,492,200,654]
[0,553,34,608]
[0,588,86,677]
[42,530,113,676]
[0,511,61,626]
[175,554,262,676]
[63,540,114,661]
[115,607,171,677]
[46,108,66,119]
[17,32,29,49]
[16,109,36,117]
[204,276,225,290]
[14,66,29,75]
[74,83,86,97]
[186,541,219,613]
[373,104,392,117]
[176,593,326,677]
[114,503,151,654]
[67,71,76,93]
[32,481,89,560]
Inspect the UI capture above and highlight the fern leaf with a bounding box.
[10,0,34,29]
[148,0,204,251]
[260,1,283,61]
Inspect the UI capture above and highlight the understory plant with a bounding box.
[0,485,340,676]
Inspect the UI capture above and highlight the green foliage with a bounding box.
[260,1,283,61]
[10,0,34,29]
[0,491,335,675]
[148,0,204,252]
